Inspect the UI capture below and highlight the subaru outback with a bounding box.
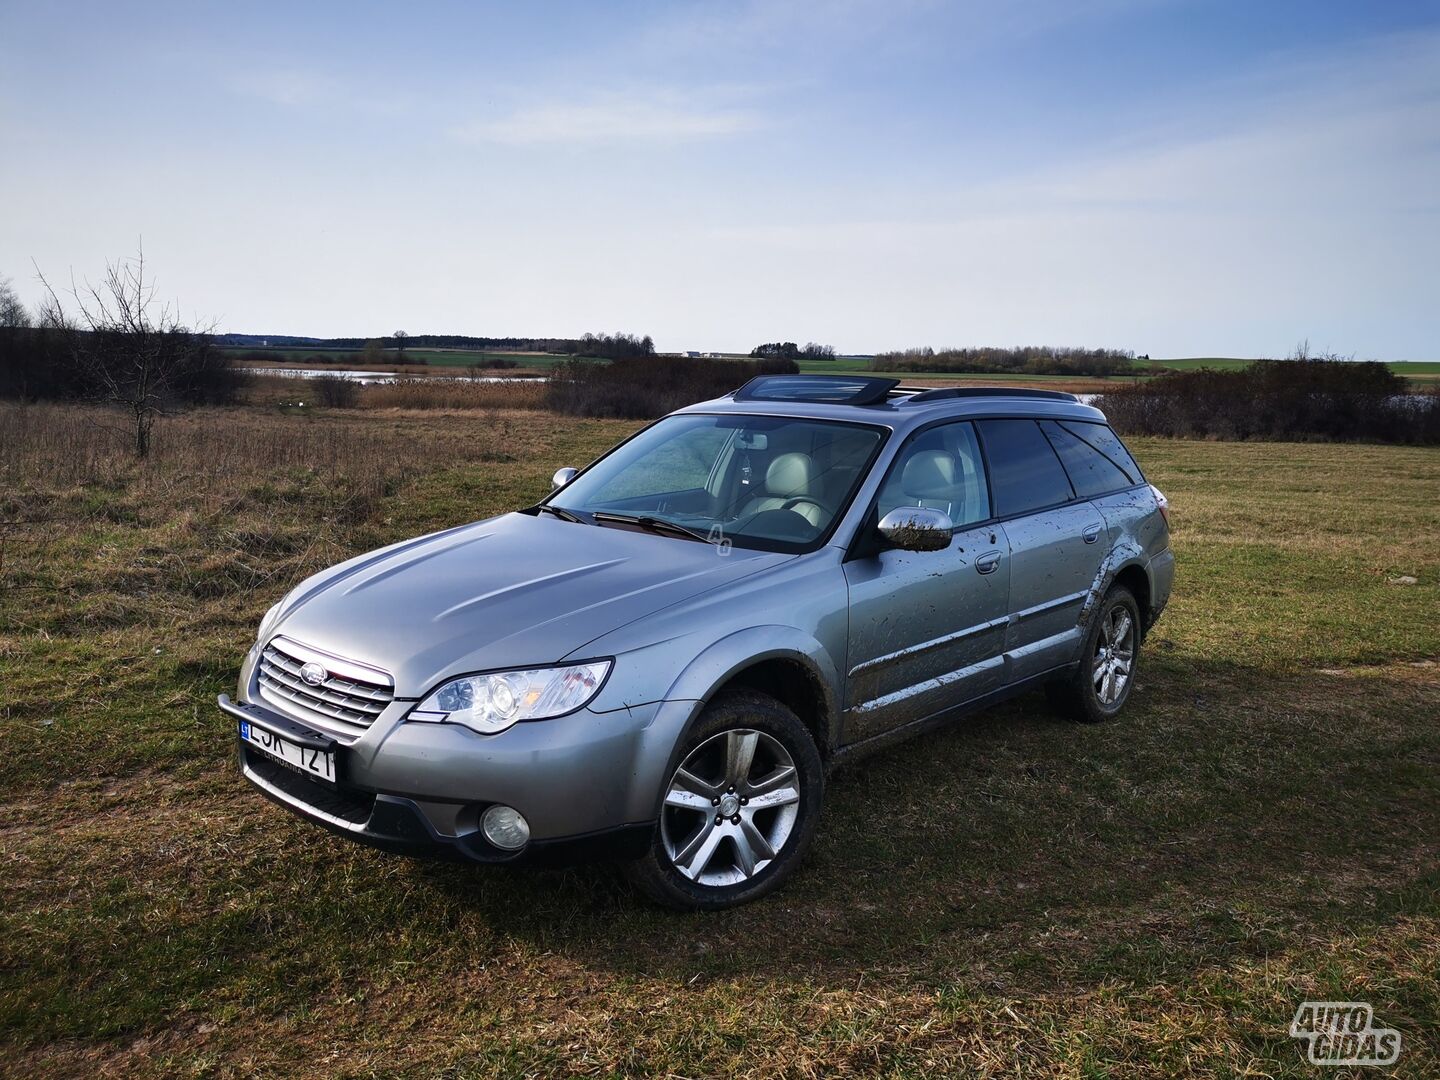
[221,375,1173,909]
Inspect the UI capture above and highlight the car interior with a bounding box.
[872,423,989,528]
[568,417,885,547]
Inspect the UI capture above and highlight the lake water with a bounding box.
[248,367,542,385]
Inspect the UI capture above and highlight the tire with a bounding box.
[1046,584,1141,724]
[626,689,824,910]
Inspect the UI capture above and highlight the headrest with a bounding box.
[765,453,815,497]
[902,450,956,499]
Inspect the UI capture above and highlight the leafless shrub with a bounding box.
[1098,358,1439,444]
[548,355,799,419]
[310,374,360,408]
[0,275,31,328]
[34,251,241,455]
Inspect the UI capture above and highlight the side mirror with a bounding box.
[552,466,578,490]
[878,506,953,552]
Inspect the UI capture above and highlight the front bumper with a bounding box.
[221,694,655,866]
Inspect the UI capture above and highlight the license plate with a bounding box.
[239,719,336,784]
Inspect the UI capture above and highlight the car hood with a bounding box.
[269,512,791,696]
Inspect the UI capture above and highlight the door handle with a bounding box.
[1083,523,1103,544]
[975,550,1002,574]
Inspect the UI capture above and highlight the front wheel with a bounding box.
[1046,584,1141,723]
[626,689,823,910]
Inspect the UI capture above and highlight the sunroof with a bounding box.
[732,375,900,405]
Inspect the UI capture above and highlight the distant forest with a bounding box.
[212,332,649,357]
[873,345,1139,377]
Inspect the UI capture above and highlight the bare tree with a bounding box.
[38,250,218,457]
[393,329,408,361]
[0,275,30,328]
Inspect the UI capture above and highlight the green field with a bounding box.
[1144,357,1256,371]
[806,356,1440,378]
[2,400,1437,1077]
[1152,357,1440,373]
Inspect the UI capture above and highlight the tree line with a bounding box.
[558,331,655,360]
[872,345,1138,377]
[215,332,578,352]
[750,342,836,360]
[216,331,659,357]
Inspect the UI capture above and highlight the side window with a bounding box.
[1059,421,1144,485]
[1039,421,1134,498]
[874,421,991,527]
[976,419,1074,517]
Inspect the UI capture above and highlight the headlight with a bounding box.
[406,660,611,735]
[257,600,283,641]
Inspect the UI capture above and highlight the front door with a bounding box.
[842,421,1009,744]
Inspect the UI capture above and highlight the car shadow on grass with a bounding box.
[408,658,1440,991]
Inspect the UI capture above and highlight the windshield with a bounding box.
[549,413,887,552]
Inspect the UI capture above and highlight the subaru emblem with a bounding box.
[300,662,328,687]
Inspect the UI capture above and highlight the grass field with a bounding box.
[2,402,1438,1077]
[1151,358,1440,373]
[803,356,1440,381]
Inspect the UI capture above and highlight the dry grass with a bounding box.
[2,404,1437,1078]
[361,377,547,410]
[0,401,528,498]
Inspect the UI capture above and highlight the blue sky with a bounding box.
[2,0,1438,357]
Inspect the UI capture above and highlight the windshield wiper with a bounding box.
[591,511,718,545]
[532,504,585,524]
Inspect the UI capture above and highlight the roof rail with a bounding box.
[899,386,1080,404]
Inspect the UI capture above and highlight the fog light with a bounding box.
[481,804,530,851]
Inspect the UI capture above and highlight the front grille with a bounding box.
[257,638,394,732]
[245,747,375,825]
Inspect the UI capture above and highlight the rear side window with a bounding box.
[1058,421,1143,485]
[976,419,1074,517]
[1039,421,1134,497]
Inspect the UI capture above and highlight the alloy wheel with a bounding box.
[660,728,801,886]
[1093,603,1135,706]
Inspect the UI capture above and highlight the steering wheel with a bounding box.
[780,496,826,522]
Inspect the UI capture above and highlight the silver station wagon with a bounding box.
[221,375,1173,909]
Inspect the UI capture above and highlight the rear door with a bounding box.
[842,421,1010,744]
[976,419,1109,683]
[1038,418,1157,546]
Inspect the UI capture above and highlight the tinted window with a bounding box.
[1059,422,1143,485]
[1039,421,1134,497]
[977,419,1074,517]
[875,421,991,527]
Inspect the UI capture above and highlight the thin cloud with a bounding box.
[227,68,412,117]
[230,70,339,108]
[645,0,1169,58]
[454,94,762,145]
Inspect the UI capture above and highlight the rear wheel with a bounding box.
[626,689,823,910]
[1046,584,1140,723]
